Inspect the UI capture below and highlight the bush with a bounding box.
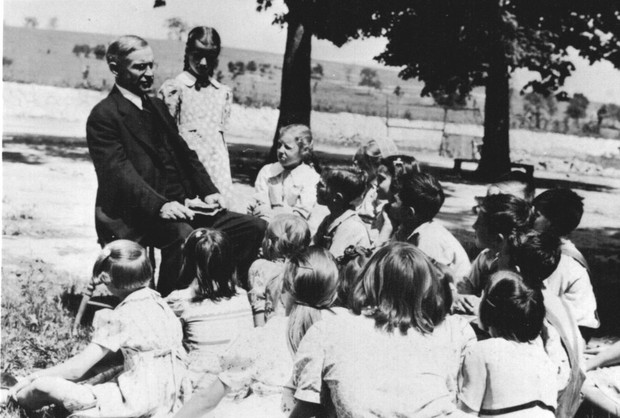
[92,44,107,60]
[3,56,13,66]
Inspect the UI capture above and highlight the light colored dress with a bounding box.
[292,311,475,417]
[85,288,187,418]
[252,162,320,221]
[165,286,253,390]
[314,209,372,258]
[458,338,558,417]
[158,72,234,203]
[247,258,285,320]
[210,316,294,418]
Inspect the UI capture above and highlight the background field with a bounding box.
[5,26,620,137]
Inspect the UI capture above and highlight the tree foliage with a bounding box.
[164,17,188,41]
[24,17,38,29]
[72,44,91,58]
[357,1,620,177]
[92,44,107,60]
[311,63,324,80]
[565,93,590,125]
[359,67,381,90]
[523,92,557,129]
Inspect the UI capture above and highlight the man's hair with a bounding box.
[533,188,584,236]
[479,270,545,342]
[398,172,444,223]
[507,230,562,288]
[106,35,149,66]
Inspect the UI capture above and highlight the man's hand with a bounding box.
[159,201,194,220]
[204,193,227,209]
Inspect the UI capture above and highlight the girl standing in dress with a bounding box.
[8,240,186,417]
[159,27,235,205]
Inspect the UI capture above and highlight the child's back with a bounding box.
[459,338,557,417]
[92,287,187,416]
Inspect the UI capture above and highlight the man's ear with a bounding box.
[334,192,345,203]
[97,272,112,286]
[109,61,120,77]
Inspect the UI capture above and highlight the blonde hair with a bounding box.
[262,214,311,260]
[92,240,152,291]
[279,124,314,164]
[283,247,339,354]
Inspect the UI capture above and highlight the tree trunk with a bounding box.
[267,13,312,163]
[476,10,511,180]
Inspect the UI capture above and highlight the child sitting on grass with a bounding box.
[166,228,253,391]
[249,124,320,223]
[458,270,558,417]
[172,247,340,418]
[533,188,590,271]
[532,188,599,334]
[395,171,470,285]
[6,240,187,417]
[247,214,311,326]
[314,166,371,258]
[503,230,586,417]
[454,194,532,314]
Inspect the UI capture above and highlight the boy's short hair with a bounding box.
[508,230,561,288]
[489,170,536,203]
[533,188,584,236]
[398,172,444,223]
[323,166,367,205]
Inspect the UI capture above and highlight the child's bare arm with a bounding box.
[12,343,109,395]
[173,376,228,418]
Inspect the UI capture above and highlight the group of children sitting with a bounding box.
[3,125,619,417]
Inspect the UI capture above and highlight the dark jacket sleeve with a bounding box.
[87,104,168,218]
[154,98,220,198]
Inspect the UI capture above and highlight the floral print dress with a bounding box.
[159,72,234,203]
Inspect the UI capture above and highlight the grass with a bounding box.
[1,258,91,418]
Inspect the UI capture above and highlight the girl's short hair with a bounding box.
[478,193,533,242]
[336,245,374,308]
[479,270,545,342]
[279,124,314,164]
[183,26,222,75]
[283,247,339,353]
[350,242,449,335]
[92,239,152,291]
[323,166,367,205]
[106,35,149,66]
[397,172,444,223]
[533,188,584,236]
[177,228,237,302]
[262,214,311,260]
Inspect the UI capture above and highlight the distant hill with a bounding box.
[4,26,618,137]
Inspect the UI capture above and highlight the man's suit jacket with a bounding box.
[86,86,219,243]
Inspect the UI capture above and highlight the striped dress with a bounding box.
[165,285,254,391]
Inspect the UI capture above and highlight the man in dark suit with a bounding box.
[86,35,265,296]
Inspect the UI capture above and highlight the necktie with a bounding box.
[141,95,152,112]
